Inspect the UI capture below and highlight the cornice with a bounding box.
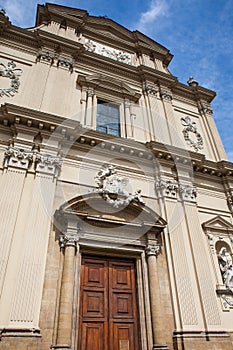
[0,103,232,181]
[146,141,233,179]
[36,3,173,66]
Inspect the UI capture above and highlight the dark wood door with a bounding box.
[78,256,139,350]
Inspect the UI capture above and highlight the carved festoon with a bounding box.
[0,60,22,97]
[84,39,132,65]
[181,116,203,151]
[95,164,145,208]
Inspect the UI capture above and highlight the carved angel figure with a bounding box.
[218,246,233,292]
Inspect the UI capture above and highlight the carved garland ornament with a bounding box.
[181,116,203,152]
[0,60,22,97]
[95,165,145,208]
[84,39,132,65]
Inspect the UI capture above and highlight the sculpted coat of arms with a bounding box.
[95,165,145,208]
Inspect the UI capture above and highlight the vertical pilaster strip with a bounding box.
[85,88,94,128]
[9,173,57,326]
[0,168,26,296]
[124,100,134,139]
[0,146,33,298]
[0,153,62,329]
[183,202,221,328]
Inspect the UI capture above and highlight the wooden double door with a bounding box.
[78,255,139,350]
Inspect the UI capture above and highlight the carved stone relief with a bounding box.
[84,39,132,65]
[95,164,145,208]
[0,60,22,97]
[218,246,233,293]
[181,116,203,152]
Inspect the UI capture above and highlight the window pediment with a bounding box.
[77,74,141,102]
[202,215,233,234]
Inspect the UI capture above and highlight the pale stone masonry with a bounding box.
[0,3,233,350]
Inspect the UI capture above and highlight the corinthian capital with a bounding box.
[35,153,62,177]
[155,178,178,199]
[146,242,161,257]
[178,182,197,202]
[59,230,79,248]
[160,88,172,102]
[4,146,33,170]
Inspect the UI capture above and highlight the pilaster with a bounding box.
[0,148,62,331]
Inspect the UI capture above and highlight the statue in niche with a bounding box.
[218,246,233,292]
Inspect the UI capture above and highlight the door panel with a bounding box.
[78,256,139,350]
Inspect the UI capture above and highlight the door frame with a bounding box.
[73,248,153,350]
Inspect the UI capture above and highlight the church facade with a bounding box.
[0,3,233,350]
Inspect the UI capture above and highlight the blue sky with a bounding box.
[1,0,232,161]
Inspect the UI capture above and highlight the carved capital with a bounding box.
[160,88,172,102]
[199,101,213,115]
[36,49,55,65]
[57,56,74,71]
[87,87,95,97]
[142,83,159,96]
[178,183,197,202]
[35,153,62,177]
[146,242,161,257]
[4,146,33,169]
[155,178,178,199]
[59,229,79,248]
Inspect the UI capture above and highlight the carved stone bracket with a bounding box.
[4,146,33,169]
[155,178,178,199]
[181,116,203,152]
[178,183,197,202]
[146,242,161,257]
[160,88,172,102]
[0,60,22,97]
[35,153,62,177]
